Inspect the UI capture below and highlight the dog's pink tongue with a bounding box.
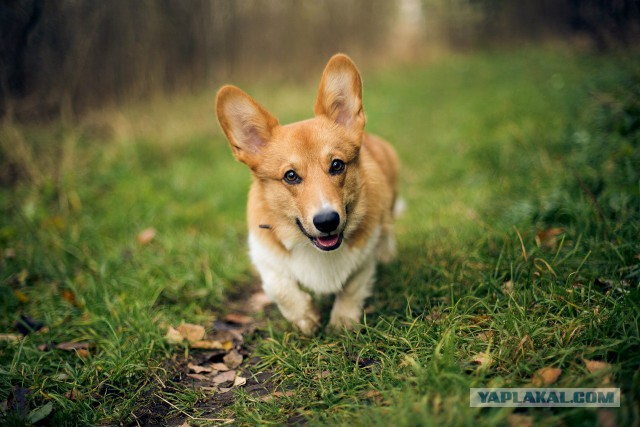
[316,235,340,248]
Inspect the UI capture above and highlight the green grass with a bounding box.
[1,47,639,425]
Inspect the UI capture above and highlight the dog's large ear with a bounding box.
[216,85,279,168]
[314,54,365,136]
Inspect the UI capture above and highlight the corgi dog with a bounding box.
[216,54,399,334]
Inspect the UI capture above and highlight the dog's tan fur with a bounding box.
[216,54,399,334]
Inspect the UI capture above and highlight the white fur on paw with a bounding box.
[294,311,321,335]
[328,308,361,331]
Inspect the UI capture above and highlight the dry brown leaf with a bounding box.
[187,373,209,381]
[224,313,254,325]
[137,227,156,244]
[188,363,213,374]
[315,370,330,379]
[56,341,90,351]
[536,228,564,250]
[502,280,514,295]
[0,333,21,342]
[61,290,77,305]
[164,326,184,344]
[211,362,230,371]
[212,370,236,385]
[76,348,90,358]
[583,358,613,385]
[4,248,16,259]
[223,349,243,369]
[233,376,247,387]
[507,414,533,427]
[471,352,493,368]
[584,358,609,373]
[64,388,79,401]
[532,367,562,386]
[176,323,206,342]
[598,409,616,427]
[476,330,495,342]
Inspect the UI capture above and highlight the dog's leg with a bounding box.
[376,225,397,264]
[259,267,320,335]
[329,260,376,330]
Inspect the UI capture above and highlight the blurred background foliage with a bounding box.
[1,0,638,123]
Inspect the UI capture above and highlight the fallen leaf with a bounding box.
[0,333,21,342]
[532,367,562,386]
[536,227,564,250]
[14,290,29,304]
[598,409,616,427]
[476,330,494,342]
[61,290,77,305]
[223,349,243,369]
[583,358,613,385]
[176,323,206,342]
[56,341,90,351]
[187,373,209,381]
[190,339,232,350]
[507,414,533,427]
[583,358,609,373]
[425,309,440,322]
[4,248,16,258]
[211,362,230,371]
[471,352,493,368]
[177,421,191,427]
[165,326,184,344]
[233,376,247,387]
[188,363,213,374]
[137,227,156,244]
[224,313,254,325]
[76,348,90,358]
[315,370,330,379]
[12,386,29,416]
[212,370,236,385]
[247,291,272,312]
[64,388,78,401]
[502,280,514,295]
[27,401,53,424]
[218,387,233,394]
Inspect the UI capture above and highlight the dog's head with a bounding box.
[216,54,366,251]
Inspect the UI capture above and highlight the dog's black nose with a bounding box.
[313,210,340,233]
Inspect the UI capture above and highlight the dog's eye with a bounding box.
[329,159,345,175]
[283,170,301,184]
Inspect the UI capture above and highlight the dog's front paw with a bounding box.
[294,310,321,335]
[328,308,361,332]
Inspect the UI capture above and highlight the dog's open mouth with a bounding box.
[296,219,343,251]
[313,233,343,251]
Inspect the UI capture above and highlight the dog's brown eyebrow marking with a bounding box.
[259,224,272,229]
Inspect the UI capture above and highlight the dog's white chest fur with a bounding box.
[248,227,380,295]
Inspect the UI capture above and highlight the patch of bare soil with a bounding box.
[132,291,280,426]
